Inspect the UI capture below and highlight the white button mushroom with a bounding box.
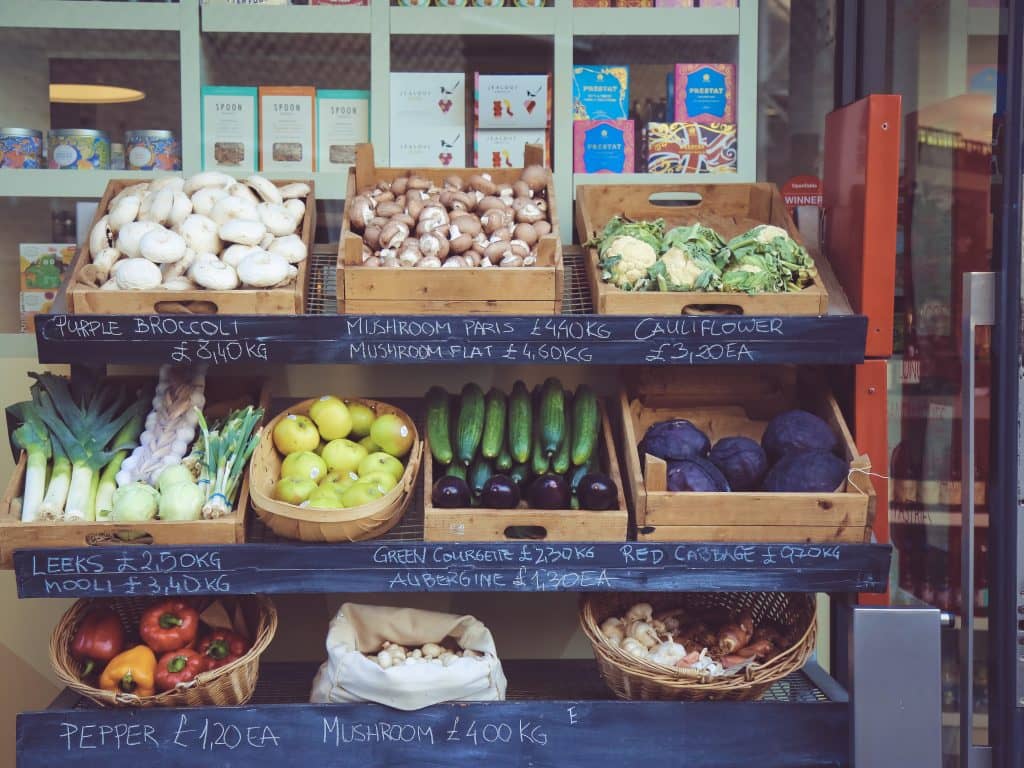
[268,234,307,264]
[189,253,239,290]
[284,198,306,225]
[108,196,141,233]
[219,218,267,247]
[222,243,258,269]
[245,175,283,205]
[183,171,234,196]
[92,247,122,283]
[227,181,260,204]
[149,176,185,194]
[141,186,175,224]
[257,202,296,237]
[167,191,193,228]
[211,195,259,226]
[161,276,196,291]
[190,186,229,217]
[236,249,290,288]
[114,258,162,290]
[179,214,222,255]
[139,227,187,264]
[89,215,112,256]
[116,220,161,259]
[108,182,149,210]
[278,182,311,200]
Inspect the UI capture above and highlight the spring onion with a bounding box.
[11,403,51,522]
[29,373,149,521]
[196,405,264,519]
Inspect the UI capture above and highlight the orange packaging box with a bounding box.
[258,86,316,172]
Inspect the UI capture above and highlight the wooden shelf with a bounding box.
[0,170,175,199]
[575,173,753,186]
[571,6,738,36]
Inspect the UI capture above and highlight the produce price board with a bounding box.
[18,698,847,768]
[33,313,868,366]
[14,542,892,597]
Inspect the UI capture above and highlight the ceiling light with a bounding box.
[49,84,145,104]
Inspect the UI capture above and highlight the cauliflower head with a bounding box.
[649,245,722,292]
[601,235,658,290]
[753,224,790,244]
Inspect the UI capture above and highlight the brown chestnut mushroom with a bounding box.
[442,255,469,268]
[520,165,548,193]
[363,224,383,250]
[468,173,497,195]
[450,214,482,237]
[363,255,382,268]
[380,220,410,249]
[394,213,416,229]
[450,233,474,253]
[381,253,400,268]
[480,208,510,235]
[370,215,390,229]
[417,255,442,268]
[419,232,450,261]
[516,202,545,224]
[490,226,513,242]
[513,222,539,246]
[348,196,375,230]
[476,195,505,214]
[407,196,425,221]
[512,196,530,212]
[408,175,432,191]
[444,175,464,191]
[500,253,524,268]
[512,180,531,199]
[376,201,405,219]
[509,239,531,258]
[376,191,395,204]
[390,177,409,196]
[484,241,509,262]
[533,220,552,237]
[398,240,422,267]
[464,250,482,267]
[523,252,537,267]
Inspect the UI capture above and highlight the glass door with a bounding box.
[882,2,1006,765]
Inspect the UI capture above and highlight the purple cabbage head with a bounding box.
[667,457,731,492]
[761,410,839,462]
[640,419,710,462]
[709,436,768,491]
[762,450,849,493]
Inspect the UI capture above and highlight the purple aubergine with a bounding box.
[481,475,521,509]
[527,474,571,509]
[432,476,471,508]
[577,473,618,510]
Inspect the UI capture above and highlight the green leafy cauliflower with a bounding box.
[590,216,664,291]
[724,224,817,293]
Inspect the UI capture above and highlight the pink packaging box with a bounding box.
[674,63,736,125]
[654,0,694,5]
[573,120,634,174]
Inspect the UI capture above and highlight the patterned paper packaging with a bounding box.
[673,63,736,125]
[646,122,737,174]
[19,243,75,291]
[573,120,634,173]
[475,74,551,130]
[573,66,629,120]
[654,0,694,6]
[474,129,548,168]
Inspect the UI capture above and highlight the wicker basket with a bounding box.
[50,595,277,708]
[248,398,421,542]
[580,592,816,701]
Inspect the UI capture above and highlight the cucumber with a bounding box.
[425,386,453,465]
[569,461,590,493]
[469,456,493,497]
[571,385,600,467]
[552,392,572,475]
[507,381,532,464]
[446,464,467,481]
[510,462,531,490]
[540,377,565,458]
[495,439,513,472]
[455,383,485,466]
[530,408,550,476]
[481,388,507,459]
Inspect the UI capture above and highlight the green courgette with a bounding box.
[425,386,453,465]
[495,439,513,471]
[468,455,493,497]
[507,380,532,464]
[481,388,507,459]
[571,385,600,467]
[455,382,485,466]
[540,377,565,458]
[552,392,572,475]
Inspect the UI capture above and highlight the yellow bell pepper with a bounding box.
[98,645,157,697]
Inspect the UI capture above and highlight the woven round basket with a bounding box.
[580,592,816,701]
[50,595,277,708]
[248,398,421,542]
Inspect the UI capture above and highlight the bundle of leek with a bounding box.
[23,373,148,522]
[10,403,51,523]
[195,405,264,519]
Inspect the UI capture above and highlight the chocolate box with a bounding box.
[475,74,551,130]
[646,121,737,174]
[573,65,630,120]
[673,63,736,125]
[573,119,634,173]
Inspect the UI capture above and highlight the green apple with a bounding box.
[347,402,376,439]
[370,414,414,458]
[275,476,317,505]
[309,395,352,441]
[323,469,359,490]
[305,484,346,510]
[358,435,380,453]
[320,438,368,475]
[280,451,328,482]
[273,414,320,455]
[316,440,327,455]
[340,480,386,509]
[358,470,398,494]
[358,452,405,482]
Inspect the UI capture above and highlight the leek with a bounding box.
[11,403,51,523]
[197,405,264,519]
[28,373,149,522]
[38,440,71,520]
[95,412,145,521]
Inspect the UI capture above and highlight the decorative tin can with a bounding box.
[110,142,125,170]
[125,129,180,170]
[0,128,43,169]
[48,129,110,170]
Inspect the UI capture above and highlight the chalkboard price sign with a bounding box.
[14,542,892,597]
[35,313,868,366]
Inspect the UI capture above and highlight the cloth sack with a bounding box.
[310,603,507,710]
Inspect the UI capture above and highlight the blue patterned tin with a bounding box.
[125,129,181,171]
[0,128,43,169]
[48,129,110,170]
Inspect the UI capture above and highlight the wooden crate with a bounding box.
[0,375,269,567]
[337,143,563,315]
[424,401,627,541]
[575,183,830,316]
[67,179,314,315]
[618,367,875,543]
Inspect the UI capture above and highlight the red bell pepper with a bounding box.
[139,599,199,653]
[70,607,125,676]
[154,648,206,692]
[197,629,250,670]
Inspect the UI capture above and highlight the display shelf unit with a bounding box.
[0,0,757,233]
[31,248,868,366]
[0,170,175,199]
[18,660,850,768]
